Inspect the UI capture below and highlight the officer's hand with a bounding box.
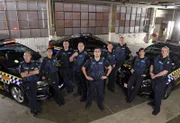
[150,73,155,79]
[73,52,78,57]
[42,76,46,80]
[86,76,93,81]
[101,76,107,80]
[113,64,115,68]
[69,57,74,62]
[24,71,28,74]
[130,69,134,73]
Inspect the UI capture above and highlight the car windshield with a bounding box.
[3,43,41,60]
[145,43,180,66]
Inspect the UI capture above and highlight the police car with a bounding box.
[49,33,109,56]
[117,42,180,99]
[0,39,51,104]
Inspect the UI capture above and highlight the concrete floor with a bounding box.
[0,85,180,123]
[0,85,147,123]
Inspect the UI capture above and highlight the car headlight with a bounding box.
[141,74,146,77]
[37,81,48,87]
[142,79,151,85]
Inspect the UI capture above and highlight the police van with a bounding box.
[0,39,50,104]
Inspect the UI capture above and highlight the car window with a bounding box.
[0,50,7,71]
[13,44,41,60]
[69,37,86,50]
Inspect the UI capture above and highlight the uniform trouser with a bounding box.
[25,81,40,112]
[87,80,104,105]
[61,68,74,91]
[108,68,116,90]
[127,73,143,101]
[74,72,87,98]
[152,77,166,112]
[113,60,124,85]
[49,73,65,106]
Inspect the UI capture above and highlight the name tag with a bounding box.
[159,61,164,64]
[98,62,103,64]
[141,60,145,63]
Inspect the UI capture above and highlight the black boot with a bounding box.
[80,96,86,102]
[98,103,104,111]
[85,102,92,110]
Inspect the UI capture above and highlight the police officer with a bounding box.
[56,41,75,93]
[148,46,172,115]
[82,48,112,111]
[105,42,116,92]
[126,48,150,103]
[73,42,89,102]
[40,48,65,106]
[19,51,40,116]
[114,36,132,85]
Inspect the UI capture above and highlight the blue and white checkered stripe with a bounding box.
[167,68,180,84]
[0,71,22,86]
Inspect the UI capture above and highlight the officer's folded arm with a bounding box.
[21,71,35,78]
[29,68,39,75]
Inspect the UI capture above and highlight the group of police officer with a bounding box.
[19,36,172,116]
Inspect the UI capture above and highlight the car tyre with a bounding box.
[10,85,25,104]
[163,83,173,99]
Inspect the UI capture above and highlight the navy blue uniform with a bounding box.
[105,50,116,91]
[114,44,131,84]
[19,61,40,114]
[152,55,172,112]
[74,51,89,100]
[83,57,110,105]
[127,56,150,102]
[40,57,64,106]
[56,49,74,92]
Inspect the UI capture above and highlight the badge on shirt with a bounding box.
[98,62,103,64]
[141,60,145,63]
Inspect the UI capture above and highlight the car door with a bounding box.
[169,53,180,86]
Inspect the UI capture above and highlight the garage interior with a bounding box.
[0,0,180,123]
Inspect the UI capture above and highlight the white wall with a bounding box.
[16,37,49,54]
[108,33,147,44]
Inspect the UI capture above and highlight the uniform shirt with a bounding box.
[73,50,89,72]
[19,61,39,82]
[105,50,116,66]
[83,57,110,80]
[152,55,172,75]
[56,48,74,69]
[40,56,60,77]
[114,43,131,62]
[132,56,150,74]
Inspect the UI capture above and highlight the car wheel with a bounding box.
[163,83,173,99]
[10,86,25,104]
